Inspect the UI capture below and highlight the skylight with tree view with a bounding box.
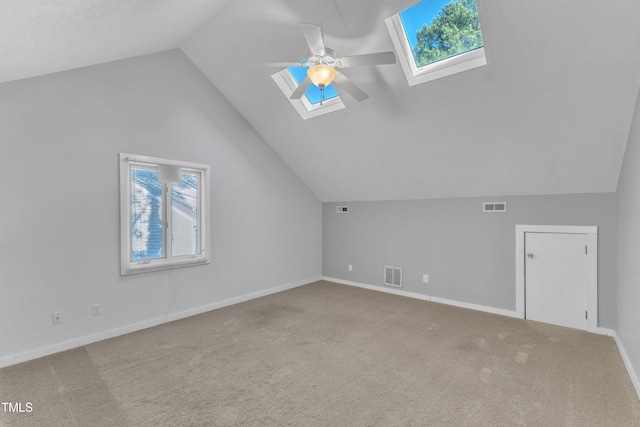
[399,0,483,69]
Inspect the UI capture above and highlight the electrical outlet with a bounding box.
[423,274,429,283]
[92,304,101,316]
[348,264,353,272]
[289,265,294,274]
[52,312,63,324]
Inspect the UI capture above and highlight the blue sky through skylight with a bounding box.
[399,0,450,49]
[398,0,484,69]
[288,66,339,105]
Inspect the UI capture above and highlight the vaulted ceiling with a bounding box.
[4,0,640,202]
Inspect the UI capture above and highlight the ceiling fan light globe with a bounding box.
[307,65,337,88]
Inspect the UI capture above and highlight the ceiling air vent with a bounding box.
[384,266,402,288]
[336,206,349,214]
[483,202,507,213]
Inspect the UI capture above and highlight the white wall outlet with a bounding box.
[348,264,353,271]
[289,265,294,274]
[423,274,429,283]
[52,312,63,324]
[92,304,101,316]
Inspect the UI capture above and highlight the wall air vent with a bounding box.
[384,266,403,287]
[336,206,349,214]
[483,202,507,213]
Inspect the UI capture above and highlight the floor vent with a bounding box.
[336,206,349,214]
[384,266,403,287]
[483,202,507,213]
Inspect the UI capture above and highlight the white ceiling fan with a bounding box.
[270,22,397,102]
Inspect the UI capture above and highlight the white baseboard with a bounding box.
[321,277,620,336]
[0,277,321,369]
[323,276,433,302]
[323,278,633,398]
[430,295,520,318]
[595,327,614,336]
[164,276,320,323]
[322,277,520,319]
[613,331,640,400]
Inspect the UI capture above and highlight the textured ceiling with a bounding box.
[183,0,640,202]
[4,0,640,202]
[0,0,232,83]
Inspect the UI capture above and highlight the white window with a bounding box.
[271,67,345,120]
[119,153,210,275]
[385,0,487,87]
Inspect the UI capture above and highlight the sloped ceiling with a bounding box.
[0,0,233,83]
[183,0,640,202]
[3,0,640,202]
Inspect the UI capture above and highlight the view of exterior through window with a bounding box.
[399,0,483,68]
[130,167,163,260]
[169,172,200,257]
[120,153,209,275]
[130,167,199,261]
[288,66,339,105]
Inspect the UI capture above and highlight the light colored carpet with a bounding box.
[1,281,639,426]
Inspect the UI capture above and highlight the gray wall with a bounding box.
[323,194,617,328]
[616,87,640,386]
[0,49,322,362]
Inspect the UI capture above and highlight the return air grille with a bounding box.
[384,266,402,287]
[483,202,507,213]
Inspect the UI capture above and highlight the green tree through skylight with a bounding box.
[406,0,483,68]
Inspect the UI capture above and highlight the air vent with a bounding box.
[336,206,349,214]
[384,266,403,287]
[483,202,507,213]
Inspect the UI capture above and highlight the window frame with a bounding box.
[385,9,486,87]
[271,68,345,120]
[119,153,211,275]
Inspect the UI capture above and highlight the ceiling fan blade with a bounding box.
[300,22,326,56]
[339,51,397,68]
[262,62,304,68]
[290,76,313,100]
[332,73,369,102]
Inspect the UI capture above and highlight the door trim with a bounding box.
[515,225,598,333]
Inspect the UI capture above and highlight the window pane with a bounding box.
[399,0,484,68]
[130,167,164,261]
[288,66,339,105]
[171,172,199,257]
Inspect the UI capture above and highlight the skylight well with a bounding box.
[270,22,396,119]
[386,0,486,86]
[271,64,345,120]
[288,66,339,105]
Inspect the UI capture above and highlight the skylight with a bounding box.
[287,66,339,105]
[271,66,345,120]
[386,0,487,86]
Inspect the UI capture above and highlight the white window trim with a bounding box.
[385,13,487,87]
[119,153,211,275]
[271,69,345,120]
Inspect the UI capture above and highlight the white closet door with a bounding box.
[525,232,587,330]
